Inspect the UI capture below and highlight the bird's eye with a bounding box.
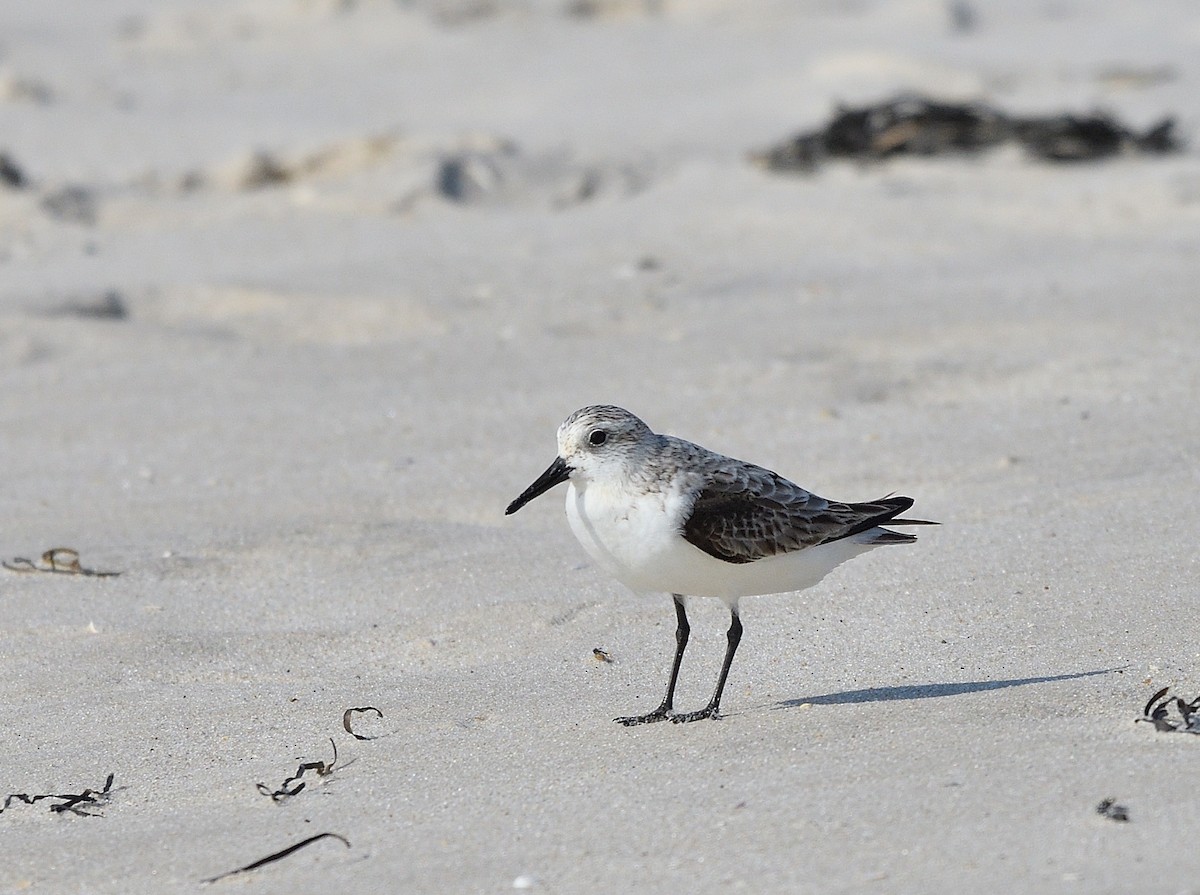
[588,429,608,446]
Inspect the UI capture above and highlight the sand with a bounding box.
[2,0,1200,891]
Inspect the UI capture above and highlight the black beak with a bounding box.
[505,456,572,515]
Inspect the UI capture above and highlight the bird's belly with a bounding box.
[564,483,876,601]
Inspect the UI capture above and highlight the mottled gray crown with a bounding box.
[561,405,652,435]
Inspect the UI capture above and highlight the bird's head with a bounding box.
[505,405,653,514]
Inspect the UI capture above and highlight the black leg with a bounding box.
[616,595,690,726]
[672,606,742,723]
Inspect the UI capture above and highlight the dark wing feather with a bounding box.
[681,462,925,565]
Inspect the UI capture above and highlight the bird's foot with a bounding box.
[614,705,672,727]
[670,703,721,724]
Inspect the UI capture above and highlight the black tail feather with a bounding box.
[838,496,938,543]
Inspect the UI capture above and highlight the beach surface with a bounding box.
[2,1,1199,891]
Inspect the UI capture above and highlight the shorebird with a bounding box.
[505,405,934,725]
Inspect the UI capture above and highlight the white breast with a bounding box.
[564,480,681,590]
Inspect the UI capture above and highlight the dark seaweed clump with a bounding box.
[755,94,1181,172]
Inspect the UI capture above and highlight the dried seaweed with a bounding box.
[0,152,25,189]
[201,832,351,884]
[1,773,115,816]
[1178,696,1200,731]
[754,94,1182,173]
[2,547,120,577]
[46,291,128,321]
[1096,798,1130,822]
[257,738,338,802]
[342,706,384,741]
[1136,686,1200,733]
[41,185,97,225]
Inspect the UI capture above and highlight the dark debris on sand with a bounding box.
[0,152,26,188]
[1,773,116,817]
[1136,686,1200,734]
[3,547,121,576]
[44,291,129,321]
[754,94,1182,172]
[201,832,350,884]
[1096,798,1130,823]
[342,706,384,740]
[40,184,98,225]
[256,738,338,802]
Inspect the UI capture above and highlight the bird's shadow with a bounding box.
[777,667,1122,708]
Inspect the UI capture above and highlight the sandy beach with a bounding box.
[2,1,1200,891]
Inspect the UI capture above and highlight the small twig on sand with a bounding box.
[342,706,384,741]
[1,773,116,816]
[256,739,338,802]
[2,547,120,577]
[201,832,351,884]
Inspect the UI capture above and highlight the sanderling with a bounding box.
[506,405,935,725]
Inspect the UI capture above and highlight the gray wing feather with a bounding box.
[681,461,919,564]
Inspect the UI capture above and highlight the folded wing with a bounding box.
[681,462,932,564]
